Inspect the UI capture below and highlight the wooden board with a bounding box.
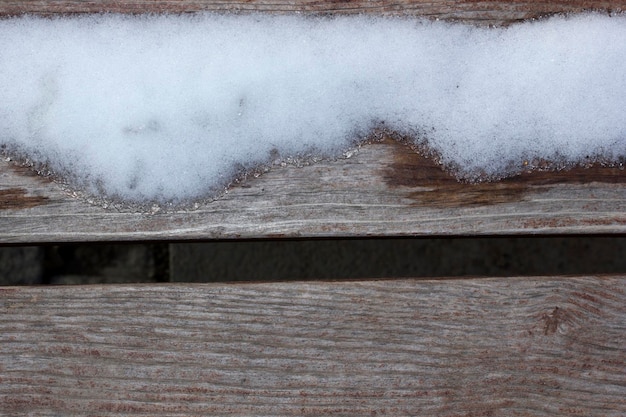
[1,276,625,415]
[1,0,625,25]
[1,1,626,242]
[2,138,626,243]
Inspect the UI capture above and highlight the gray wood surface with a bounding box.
[2,138,626,242]
[2,0,625,25]
[1,276,625,415]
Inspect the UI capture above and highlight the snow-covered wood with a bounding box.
[2,138,626,242]
[0,2,624,241]
[1,276,625,415]
[0,1,625,241]
[1,5,624,417]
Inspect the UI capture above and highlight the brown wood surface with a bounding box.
[2,137,626,243]
[1,276,625,415]
[1,0,625,25]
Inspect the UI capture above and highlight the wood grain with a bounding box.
[2,137,626,243]
[1,0,625,25]
[1,276,625,415]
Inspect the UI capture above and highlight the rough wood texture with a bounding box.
[1,0,625,25]
[1,276,625,415]
[2,138,626,243]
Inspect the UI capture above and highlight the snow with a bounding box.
[0,13,625,202]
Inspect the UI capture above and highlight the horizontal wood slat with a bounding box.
[1,0,624,25]
[2,138,626,242]
[1,1,626,242]
[1,276,625,415]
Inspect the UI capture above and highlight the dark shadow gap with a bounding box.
[1,236,626,285]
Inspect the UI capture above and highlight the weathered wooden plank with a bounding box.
[1,0,625,25]
[2,138,626,242]
[1,276,625,415]
[1,1,626,242]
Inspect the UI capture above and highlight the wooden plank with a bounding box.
[1,276,625,415]
[1,1,626,242]
[1,0,625,25]
[2,138,626,242]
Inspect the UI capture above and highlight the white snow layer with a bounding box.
[1,14,625,202]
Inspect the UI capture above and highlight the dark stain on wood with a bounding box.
[542,306,563,335]
[0,188,48,210]
[5,160,50,179]
[382,138,626,208]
